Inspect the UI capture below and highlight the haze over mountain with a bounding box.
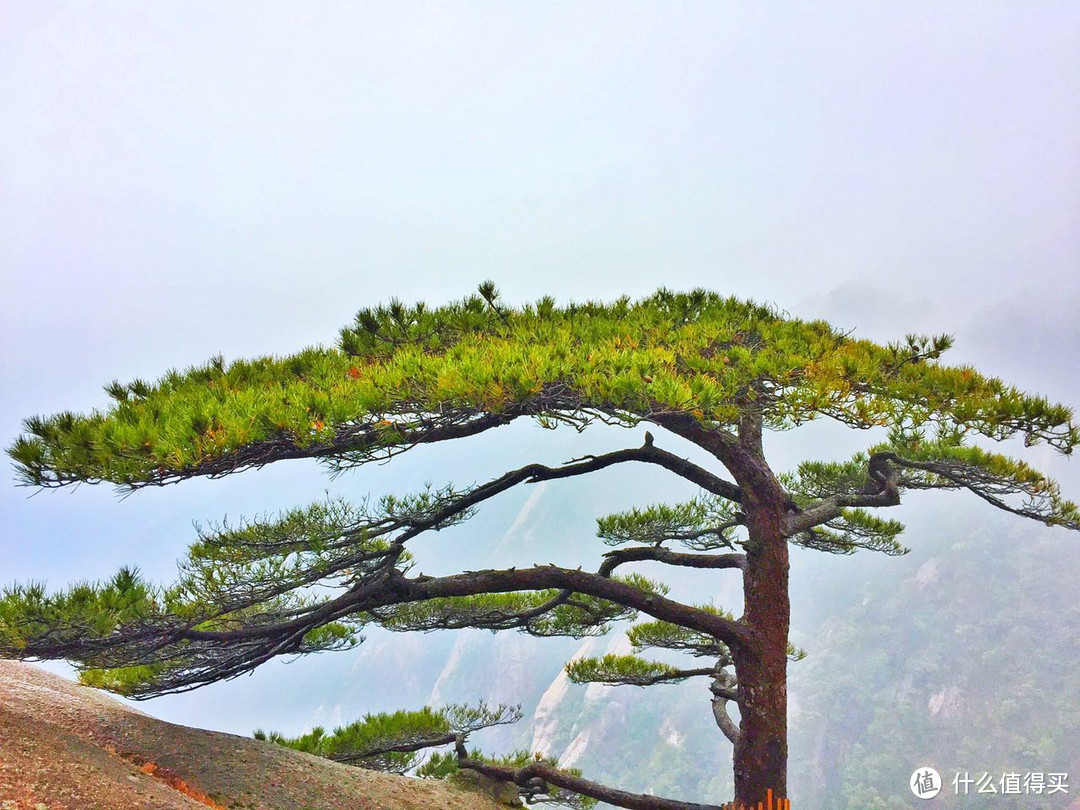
[3,3,1078,808]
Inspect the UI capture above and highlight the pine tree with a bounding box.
[3,285,1078,807]
[255,702,595,808]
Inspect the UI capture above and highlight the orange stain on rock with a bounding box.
[137,760,229,809]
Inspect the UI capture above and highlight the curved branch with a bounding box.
[209,439,744,609]
[788,452,900,535]
[374,438,742,541]
[551,441,742,502]
[651,413,741,470]
[891,455,1080,530]
[710,670,740,745]
[455,736,724,810]
[397,567,748,650]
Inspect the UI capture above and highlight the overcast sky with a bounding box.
[1,2,1078,733]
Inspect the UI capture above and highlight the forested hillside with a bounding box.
[788,507,1080,808]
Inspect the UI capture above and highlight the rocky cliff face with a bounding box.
[0,661,509,810]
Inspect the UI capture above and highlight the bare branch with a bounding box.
[551,440,742,502]
[710,670,741,745]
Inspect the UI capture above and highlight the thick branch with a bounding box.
[738,411,764,456]
[456,737,723,810]
[653,413,787,511]
[102,563,749,696]
[398,567,748,651]
[651,414,742,472]
[599,546,746,577]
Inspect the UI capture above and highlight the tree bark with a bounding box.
[652,412,792,804]
[732,463,790,804]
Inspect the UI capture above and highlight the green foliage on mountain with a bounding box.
[788,509,1080,808]
[255,702,521,775]
[255,700,594,808]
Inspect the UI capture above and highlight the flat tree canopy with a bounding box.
[3,286,1077,808]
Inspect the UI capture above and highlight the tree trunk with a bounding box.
[651,414,792,804]
[732,484,790,804]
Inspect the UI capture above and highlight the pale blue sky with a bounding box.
[1,2,1078,734]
